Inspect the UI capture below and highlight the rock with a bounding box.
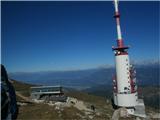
[17,102,27,106]
[88,115,94,119]
[119,108,128,117]
[111,108,128,120]
[96,112,101,116]
[136,117,141,120]
[151,113,160,119]
[33,99,44,103]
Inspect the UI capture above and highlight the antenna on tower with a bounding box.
[111,0,146,119]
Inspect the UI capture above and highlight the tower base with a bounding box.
[128,99,146,118]
[111,99,146,119]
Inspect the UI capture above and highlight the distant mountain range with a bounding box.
[9,61,159,90]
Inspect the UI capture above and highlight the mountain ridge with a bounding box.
[9,62,159,90]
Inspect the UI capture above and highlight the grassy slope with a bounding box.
[17,103,87,120]
[11,80,114,120]
[12,80,85,119]
[85,85,160,113]
[11,80,158,120]
[12,79,34,97]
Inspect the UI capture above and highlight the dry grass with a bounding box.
[17,103,59,120]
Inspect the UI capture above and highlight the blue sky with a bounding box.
[1,1,159,72]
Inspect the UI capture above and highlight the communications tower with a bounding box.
[112,0,146,118]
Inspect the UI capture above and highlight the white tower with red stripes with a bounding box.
[112,0,146,117]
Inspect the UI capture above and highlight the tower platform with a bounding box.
[129,99,146,118]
